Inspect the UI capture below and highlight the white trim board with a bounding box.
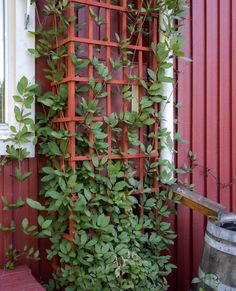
[0,0,35,157]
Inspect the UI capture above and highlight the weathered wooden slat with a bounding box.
[161,184,227,218]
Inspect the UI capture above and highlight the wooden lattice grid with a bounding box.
[51,0,159,245]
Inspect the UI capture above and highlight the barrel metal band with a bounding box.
[205,233,236,256]
[199,267,236,291]
[207,219,236,243]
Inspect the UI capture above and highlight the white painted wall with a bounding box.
[0,0,35,157]
[159,11,174,182]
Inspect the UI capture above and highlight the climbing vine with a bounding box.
[0,76,40,268]
[0,0,188,290]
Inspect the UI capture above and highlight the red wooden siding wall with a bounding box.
[0,160,39,276]
[1,1,236,290]
[175,0,236,290]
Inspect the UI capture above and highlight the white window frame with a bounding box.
[0,0,35,157]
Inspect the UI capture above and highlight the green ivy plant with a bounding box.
[0,76,40,268]
[0,0,189,290]
[29,1,188,290]
[192,273,220,291]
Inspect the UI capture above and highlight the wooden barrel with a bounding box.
[198,218,236,290]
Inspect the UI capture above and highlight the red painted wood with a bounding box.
[206,0,218,217]
[0,163,5,265]
[175,3,192,290]
[191,0,206,279]
[0,160,41,278]
[232,0,236,212]
[176,0,236,290]
[1,163,14,268]
[219,0,231,210]
[0,265,44,290]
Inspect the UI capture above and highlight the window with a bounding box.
[0,0,35,157]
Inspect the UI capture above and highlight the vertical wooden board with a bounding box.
[2,163,13,267]
[219,0,231,210]
[28,158,39,278]
[175,5,192,290]
[232,0,236,212]
[0,159,41,272]
[191,0,205,278]
[167,216,177,291]
[206,0,219,205]
[12,160,29,266]
[37,159,51,284]
[0,165,4,264]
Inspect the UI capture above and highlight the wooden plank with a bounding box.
[206,0,219,207]
[161,184,227,218]
[219,0,231,210]
[232,0,236,212]
[0,265,45,291]
[191,0,206,279]
[175,4,192,289]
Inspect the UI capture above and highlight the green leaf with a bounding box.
[13,168,32,181]
[45,190,60,199]
[17,76,28,95]
[94,131,107,139]
[26,198,45,211]
[41,167,54,174]
[81,232,88,245]
[97,214,110,228]
[161,76,173,83]
[68,174,77,188]
[22,218,29,229]
[85,114,93,126]
[145,198,156,209]
[89,76,95,88]
[84,188,92,201]
[62,0,68,7]
[76,84,89,93]
[192,278,201,284]
[13,95,23,102]
[140,79,148,90]
[14,106,22,121]
[28,48,40,58]
[113,181,127,191]
[48,142,61,156]
[175,168,187,174]
[21,171,32,181]
[89,7,96,18]
[2,195,25,210]
[71,54,90,69]
[10,126,17,133]
[92,122,103,130]
[143,118,155,125]
[34,250,40,259]
[100,155,108,165]
[147,69,156,81]
[92,155,99,167]
[42,220,52,229]
[115,33,120,42]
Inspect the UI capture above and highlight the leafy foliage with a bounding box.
[34,0,188,290]
[0,0,188,289]
[0,76,39,269]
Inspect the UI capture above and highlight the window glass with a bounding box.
[0,0,4,123]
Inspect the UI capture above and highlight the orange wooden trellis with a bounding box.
[51,0,159,251]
